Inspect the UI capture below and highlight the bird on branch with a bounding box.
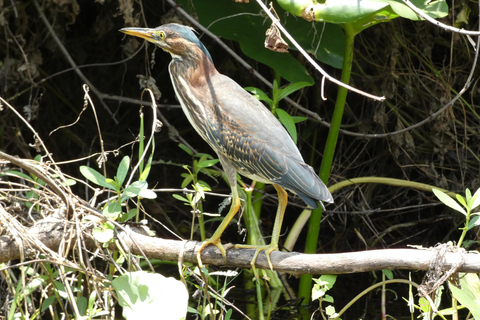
[120,23,333,270]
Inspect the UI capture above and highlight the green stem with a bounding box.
[457,208,470,248]
[197,202,206,241]
[252,182,265,220]
[299,23,356,304]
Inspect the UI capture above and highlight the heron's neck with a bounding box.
[171,54,218,88]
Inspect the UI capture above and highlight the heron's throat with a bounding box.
[171,55,217,89]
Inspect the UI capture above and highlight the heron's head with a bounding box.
[120,23,212,63]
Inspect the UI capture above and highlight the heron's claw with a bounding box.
[196,238,227,268]
[235,243,278,273]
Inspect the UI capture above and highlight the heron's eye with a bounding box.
[158,31,166,40]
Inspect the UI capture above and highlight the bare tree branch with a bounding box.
[1,218,479,276]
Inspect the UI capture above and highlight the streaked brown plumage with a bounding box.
[120,23,333,270]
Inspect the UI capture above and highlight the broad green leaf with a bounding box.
[386,0,449,20]
[432,188,466,215]
[449,273,480,319]
[467,216,480,230]
[103,202,122,220]
[92,227,114,244]
[382,269,393,280]
[180,173,193,189]
[291,115,308,123]
[120,209,138,222]
[41,296,56,312]
[293,0,389,24]
[77,296,88,316]
[112,271,188,320]
[80,166,116,190]
[245,87,273,107]
[123,181,156,200]
[106,178,121,192]
[277,81,312,102]
[116,156,130,186]
[276,108,298,144]
[471,187,480,211]
[196,159,219,168]
[176,0,344,72]
[320,274,337,289]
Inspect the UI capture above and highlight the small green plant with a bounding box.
[80,155,156,245]
[432,187,480,248]
[172,144,220,242]
[311,275,339,319]
[431,187,480,319]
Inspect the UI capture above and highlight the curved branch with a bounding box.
[1,218,479,276]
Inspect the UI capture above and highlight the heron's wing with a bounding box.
[203,74,333,206]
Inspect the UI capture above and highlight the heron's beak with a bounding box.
[120,28,157,43]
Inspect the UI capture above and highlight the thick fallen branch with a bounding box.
[1,218,479,276]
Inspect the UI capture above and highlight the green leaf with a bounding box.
[172,194,190,204]
[123,181,157,200]
[449,273,480,319]
[471,187,480,211]
[276,108,298,144]
[456,194,468,210]
[106,178,121,192]
[92,227,114,244]
[41,296,56,312]
[178,143,194,156]
[196,159,219,168]
[116,156,130,186]
[467,216,480,230]
[139,154,154,181]
[285,0,389,24]
[120,209,138,222]
[432,188,466,215]
[103,202,122,220]
[77,296,88,316]
[180,174,193,189]
[80,166,116,190]
[386,0,449,20]
[291,116,308,123]
[382,269,393,280]
[245,87,273,107]
[112,271,188,320]
[276,81,312,102]
[320,274,337,289]
[176,0,340,75]
[4,170,34,181]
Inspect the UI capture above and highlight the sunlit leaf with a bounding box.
[432,188,466,215]
[80,166,116,190]
[112,271,188,320]
[276,108,298,144]
[116,156,130,186]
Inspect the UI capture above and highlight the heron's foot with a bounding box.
[197,238,232,268]
[235,243,278,271]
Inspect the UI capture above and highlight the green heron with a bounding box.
[120,23,333,269]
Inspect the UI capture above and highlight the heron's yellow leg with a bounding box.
[196,188,241,267]
[236,184,288,272]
